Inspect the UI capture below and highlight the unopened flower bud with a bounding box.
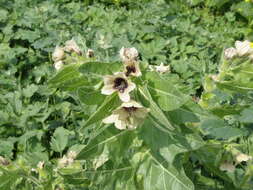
[52,46,65,62]
[54,61,64,70]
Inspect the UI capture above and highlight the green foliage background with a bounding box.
[1,0,253,189]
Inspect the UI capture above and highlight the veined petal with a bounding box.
[118,91,130,102]
[103,75,115,85]
[102,114,118,124]
[115,119,127,130]
[114,109,129,120]
[135,64,142,77]
[125,81,136,93]
[135,108,149,118]
[122,100,143,108]
[101,85,115,95]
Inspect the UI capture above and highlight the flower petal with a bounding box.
[121,100,142,108]
[103,75,115,85]
[235,40,253,56]
[115,109,129,120]
[115,119,127,130]
[101,85,115,95]
[125,81,136,93]
[118,91,130,102]
[102,114,118,124]
[135,108,149,118]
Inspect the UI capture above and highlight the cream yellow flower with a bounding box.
[101,72,136,102]
[155,62,170,74]
[236,153,252,163]
[120,47,139,63]
[219,162,235,172]
[235,40,253,56]
[54,60,64,70]
[224,47,237,59]
[124,61,142,77]
[64,39,82,55]
[52,46,65,62]
[103,100,149,130]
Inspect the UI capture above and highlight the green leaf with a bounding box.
[138,85,174,130]
[80,93,120,130]
[206,0,230,8]
[239,107,253,123]
[50,127,70,153]
[167,107,200,125]
[145,72,189,111]
[135,152,194,190]
[0,140,14,158]
[22,84,38,98]
[79,61,122,76]
[140,118,204,163]
[232,2,253,20]
[0,167,19,189]
[200,118,246,140]
[78,87,105,105]
[48,64,89,91]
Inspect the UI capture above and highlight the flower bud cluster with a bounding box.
[52,39,94,70]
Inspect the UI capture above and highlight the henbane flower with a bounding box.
[103,100,149,130]
[64,39,82,55]
[124,61,142,77]
[235,40,253,56]
[120,47,139,63]
[101,72,136,102]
